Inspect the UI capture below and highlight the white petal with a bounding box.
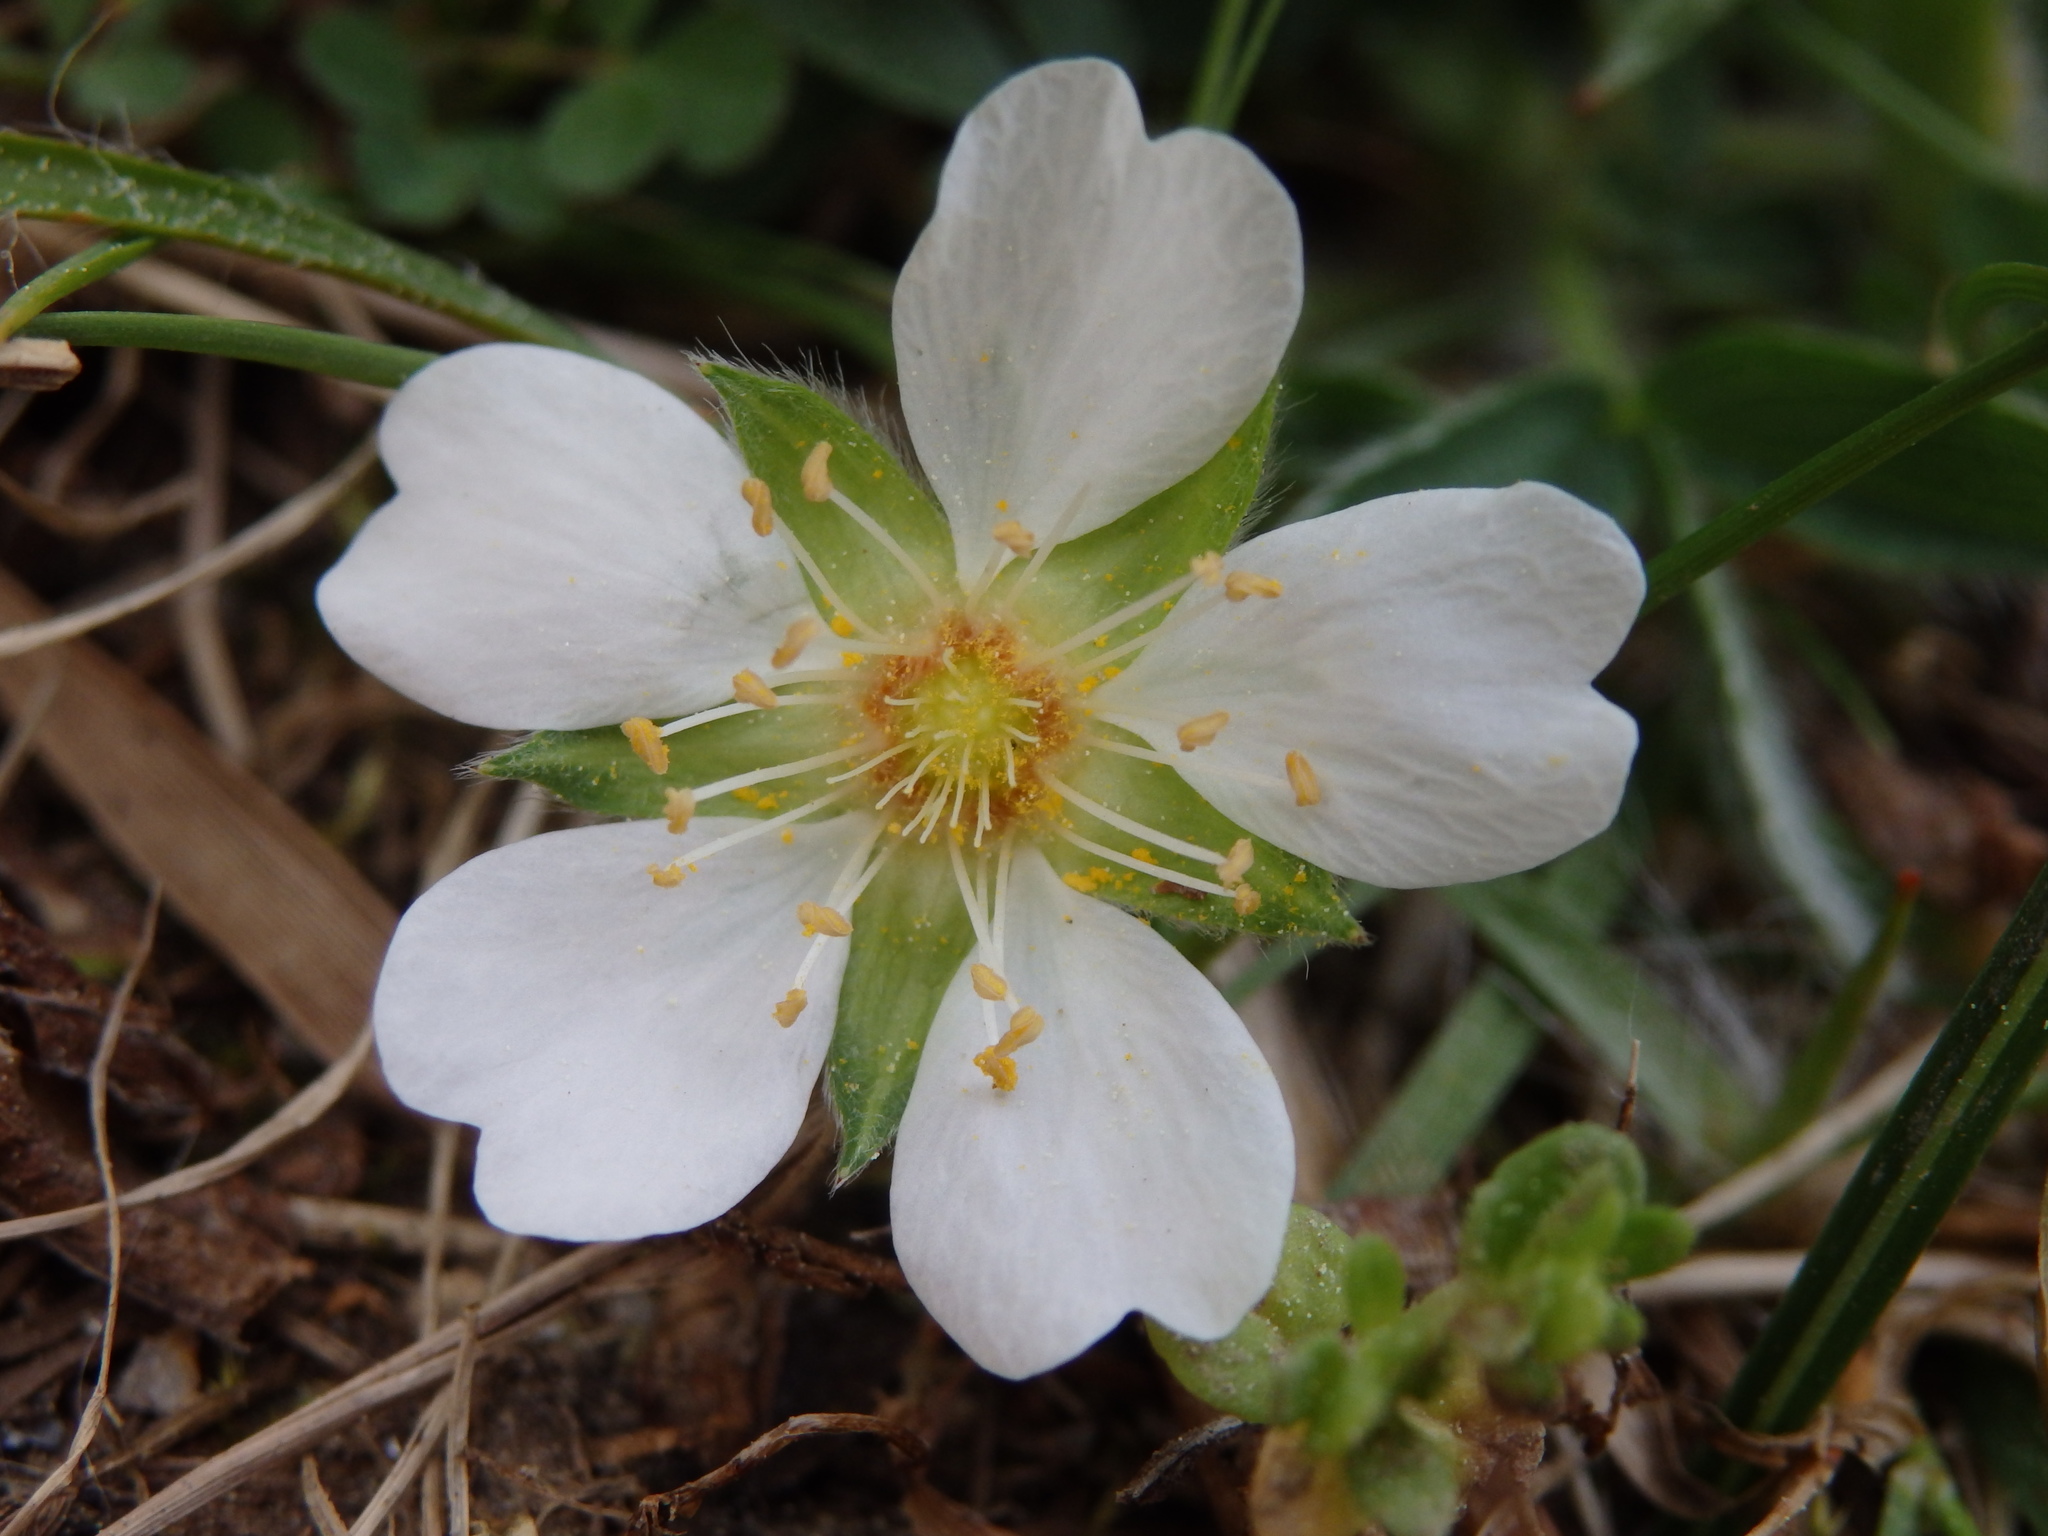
[891,848,1293,1379]
[374,813,873,1241]
[893,60,1301,573]
[1093,483,1644,887]
[318,344,811,730]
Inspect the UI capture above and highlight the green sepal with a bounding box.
[826,840,975,1182]
[1146,1205,1350,1423]
[702,364,957,631]
[999,388,1276,645]
[1457,1122,1648,1280]
[479,697,849,820]
[1044,741,1362,941]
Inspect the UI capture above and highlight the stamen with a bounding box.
[800,442,835,502]
[742,477,776,536]
[664,787,695,835]
[797,900,853,937]
[973,1006,1044,1092]
[1225,571,1283,602]
[1079,732,1288,788]
[992,519,1036,555]
[1048,573,1199,657]
[1002,737,1016,786]
[1000,484,1089,602]
[971,963,1007,1000]
[1177,711,1229,751]
[1234,884,1262,916]
[976,779,991,846]
[1051,826,1235,898]
[779,528,879,640]
[1190,551,1224,586]
[1285,750,1323,807]
[1217,838,1254,885]
[621,717,670,776]
[647,861,685,888]
[682,788,851,865]
[772,616,824,669]
[692,745,864,802]
[827,742,915,783]
[732,670,779,710]
[1039,772,1225,864]
[878,746,947,807]
[657,694,838,739]
[773,988,807,1027]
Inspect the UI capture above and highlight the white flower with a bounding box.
[316,59,1644,1380]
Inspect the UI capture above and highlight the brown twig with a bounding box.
[633,1413,929,1534]
[1115,1415,1255,1504]
[444,1306,479,1536]
[174,355,253,762]
[711,1214,907,1296]
[300,1455,348,1536]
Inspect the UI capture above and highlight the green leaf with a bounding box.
[1458,1123,1646,1280]
[828,841,974,1179]
[1050,741,1364,942]
[0,132,588,349]
[1346,1410,1465,1536]
[479,701,849,821]
[1292,372,1644,533]
[648,8,793,175]
[1000,390,1275,643]
[739,0,1014,122]
[702,364,956,630]
[1649,323,2048,573]
[192,89,319,176]
[1344,1234,1407,1335]
[539,69,667,199]
[352,123,480,229]
[69,33,197,121]
[296,8,426,129]
[1329,969,1545,1199]
[1580,0,1752,107]
[1216,882,1385,1005]
[1721,863,2048,1436]
[1613,1206,1695,1281]
[470,129,566,240]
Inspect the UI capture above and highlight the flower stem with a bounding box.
[0,236,160,341]
[18,311,434,389]
[1640,316,2048,612]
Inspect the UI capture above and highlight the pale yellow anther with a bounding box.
[800,441,835,502]
[1190,551,1224,586]
[1233,883,1262,916]
[797,901,852,938]
[970,963,1008,1001]
[741,477,776,536]
[975,1052,1018,1092]
[1217,838,1254,886]
[772,615,823,669]
[1285,749,1322,807]
[648,861,685,888]
[991,519,1036,556]
[1177,710,1230,752]
[972,1005,1045,1091]
[773,988,808,1027]
[622,717,670,776]
[663,787,695,835]
[1225,570,1284,602]
[732,670,779,710]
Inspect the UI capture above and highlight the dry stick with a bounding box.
[0,1021,374,1244]
[0,434,380,661]
[444,1307,479,1536]
[1680,1034,1932,1231]
[174,355,254,763]
[417,1121,460,1337]
[0,887,160,1536]
[101,1240,640,1536]
[301,1455,349,1536]
[0,655,63,806]
[347,1386,453,1536]
[286,1196,499,1261]
[1628,1248,2028,1306]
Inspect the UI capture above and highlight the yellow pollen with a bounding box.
[781,829,794,843]
[1285,750,1322,806]
[733,670,779,709]
[1217,838,1254,885]
[991,519,1035,555]
[800,441,835,502]
[647,861,685,888]
[1225,571,1284,602]
[973,1005,1045,1091]
[773,988,807,1027]
[1233,883,1261,916]
[1177,710,1229,751]
[772,615,823,669]
[797,901,852,937]
[663,787,695,834]
[622,717,669,776]
[1190,551,1224,586]
[1062,871,1099,893]
[994,498,1008,511]
[830,615,854,637]
[970,963,1008,1000]
[741,477,776,536]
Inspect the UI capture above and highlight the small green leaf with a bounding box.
[1613,1206,1695,1281]
[648,8,793,175]
[297,8,426,128]
[470,130,565,240]
[828,842,974,1179]
[1002,390,1275,644]
[0,132,588,349]
[1344,1234,1407,1335]
[192,89,319,176]
[1049,741,1362,942]
[69,33,197,122]
[703,365,956,631]
[1346,1409,1465,1536]
[540,69,667,198]
[1458,1123,1645,1280]
[352,123,479,228]
[480,699,849,820]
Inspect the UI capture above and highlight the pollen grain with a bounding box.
[622,717,670,776]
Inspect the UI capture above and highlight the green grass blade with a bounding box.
[1722,864,2048,1434]
[20,312,433,389]
[1579,0,1754,108]
[0,234,159,340]
[0,133,588,351]
[1328,969,1544,1198]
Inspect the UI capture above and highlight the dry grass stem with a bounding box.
[345,1385,453,1536]
[301,1455,349,1536]
[286,1194,500,1260]
[418,1120,460,1337]
[175,355,255,762]
[445,1305,479,1536]
[1629,1249,2031,1305]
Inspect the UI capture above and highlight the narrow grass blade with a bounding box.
[0,133,587,350]
[1329,969,1544,1198]
[1722,864,2048,1435]
[20,313,432,388]
[1579,0,1753,108]
[0,235,159,341]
